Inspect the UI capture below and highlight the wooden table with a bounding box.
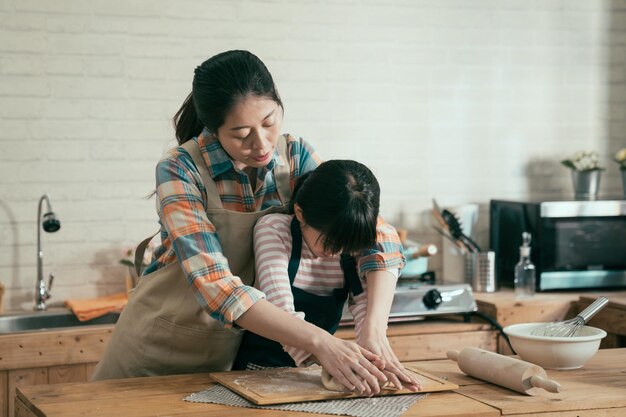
[15,348,626,417]
[0,320,496,417]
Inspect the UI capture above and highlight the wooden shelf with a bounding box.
[473,288,626,353]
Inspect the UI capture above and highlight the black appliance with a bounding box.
[490,199,626,291]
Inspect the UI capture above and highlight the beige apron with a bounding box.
[92,135,291,380]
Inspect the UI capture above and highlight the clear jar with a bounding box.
[514,232,535,298]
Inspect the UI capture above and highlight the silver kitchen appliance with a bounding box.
[340,282,477,325]
[490,199,626,291]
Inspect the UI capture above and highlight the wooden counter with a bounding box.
[0,320,496,417]
[578,294,626,348]
[5,289,626,416]
[15,348,626,417]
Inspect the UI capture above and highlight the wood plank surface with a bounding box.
[8,368,47,417]
[411,392,500,417]
[209,366,457,405]
[579,296,626,338]
[0,326,114,371]
[579,294,626,312]
[454,348,626,415]
[15,373,490,417]
[474,291,581,327]
[13,397,32,417]
[16,373,213,404]
[0,370,7,417]
[389,330,497,361]
[405,360,487,387]
[16,348,626,417]
[336,320,498,361]
[334,320,493,339]
[84,362,97,380]
[47,364,87,385]
[15,391,500,417]
[474,290,626,354]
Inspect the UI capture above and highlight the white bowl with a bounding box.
[503,322,607,370]
[400,246,429,277]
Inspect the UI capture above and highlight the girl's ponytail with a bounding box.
[289,171,312,214]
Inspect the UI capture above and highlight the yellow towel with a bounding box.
[65,292,128,322]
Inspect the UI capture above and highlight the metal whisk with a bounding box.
[530,296,609,337]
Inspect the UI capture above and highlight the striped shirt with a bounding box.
[254,214,402,366]
[143,130,404,328]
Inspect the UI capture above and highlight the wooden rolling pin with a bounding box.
[407,244,438,259]
[447,347,562,396]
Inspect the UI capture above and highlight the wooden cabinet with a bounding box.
[0,326,114,417]
[474,290,626,354]
[578,295,626,349]
[336,320,497,361]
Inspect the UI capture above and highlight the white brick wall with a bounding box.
[1,0,625,310]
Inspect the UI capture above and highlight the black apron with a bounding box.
[233,217,363,369]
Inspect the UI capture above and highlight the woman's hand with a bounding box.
[354,269,421,391]
[309,333,388,396]
[357,326,422,392]
[235,300,387,396]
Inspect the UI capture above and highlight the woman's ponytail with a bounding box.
[173,92,204,144]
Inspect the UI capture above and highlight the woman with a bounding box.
[92,50,411,395]
[234,160,421,391]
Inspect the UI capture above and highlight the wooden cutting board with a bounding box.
[209,366,458,405]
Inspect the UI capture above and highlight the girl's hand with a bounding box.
[357,327,422,392]
[310,333,388,396]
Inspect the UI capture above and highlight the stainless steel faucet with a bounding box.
[36,194,61,310]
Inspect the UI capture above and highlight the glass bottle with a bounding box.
[514,232,536,299]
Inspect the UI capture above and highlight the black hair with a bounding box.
[290,160,380,255]
[173,50,283,144]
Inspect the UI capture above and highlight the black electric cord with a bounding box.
[463,310,517,355]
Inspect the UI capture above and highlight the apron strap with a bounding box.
[273,134,291,206]
[288,216,363,296]
[134,231,159,277]
[288,216,302,284]
[339,254,364,296]
[182,139,222,209]
[133,139,219,279]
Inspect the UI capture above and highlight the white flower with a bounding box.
[561,151,603,172]
[615,148,626,169]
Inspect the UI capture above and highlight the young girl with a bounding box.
[234,160,421,391]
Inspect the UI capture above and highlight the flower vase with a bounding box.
[571,170,601,200]
[622,170,626,197]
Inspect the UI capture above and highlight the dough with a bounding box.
[321,368,345,391]
[321,368,399,392]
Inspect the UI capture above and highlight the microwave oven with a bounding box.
[490,199,626,291]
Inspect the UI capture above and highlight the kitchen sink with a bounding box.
[0,309,119,334]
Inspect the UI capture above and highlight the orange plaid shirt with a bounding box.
[143,131,404,328]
